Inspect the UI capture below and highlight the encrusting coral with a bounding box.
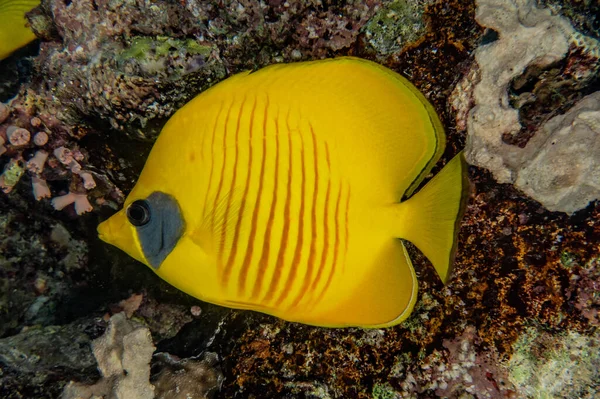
[153,352,224,399]
[60,312,223,399]
[451,0,600,214]
[61,312,156,399]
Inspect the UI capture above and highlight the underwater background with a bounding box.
[0,0,599,398]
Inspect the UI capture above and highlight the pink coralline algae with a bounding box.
[568,258,600,327]
[387,326,516,398]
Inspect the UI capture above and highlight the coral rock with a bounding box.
[454,0,600,213]
[153,352,223,399]
[61,313,156,399]
[508,327,600,398]
[514,92,600,213]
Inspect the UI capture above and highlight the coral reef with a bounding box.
[0,0,599,398]
[111,293,196,341]
[0,97,122,216]
[376,325,516,398]
[451,0,600,214]
[0,0,383,217]
[61,312,156,399]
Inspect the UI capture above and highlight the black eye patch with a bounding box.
[133,192,185,269]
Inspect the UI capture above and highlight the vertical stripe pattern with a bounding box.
[205,90,350,312]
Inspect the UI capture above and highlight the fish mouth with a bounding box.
[97,220,111,243]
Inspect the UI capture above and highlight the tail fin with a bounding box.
[392,152,469,284]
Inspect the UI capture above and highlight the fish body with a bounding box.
[0,0,38,60]
[98,57,468,328]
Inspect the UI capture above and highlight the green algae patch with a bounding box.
[362,0,432,55]
[117,36,215,79]
[121,36,213,60]
[372,383,400,399]
[508,327,600,398]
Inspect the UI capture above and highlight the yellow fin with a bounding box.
[308,240,418,328]
[392,152,469,283]
[0,0,39,60]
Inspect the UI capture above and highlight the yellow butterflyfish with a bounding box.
[0,0,38,60]
[98,57,469,328]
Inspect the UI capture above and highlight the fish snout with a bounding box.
[97,219,111,243]
[97,210,128,246]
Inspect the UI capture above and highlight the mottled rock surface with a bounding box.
[153,352,223,399]
[515,92,600,213]
[453,0,600,214]
[61,312,156,399]
[0,319,98,397]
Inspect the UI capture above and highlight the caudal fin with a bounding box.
[392,152,469,283]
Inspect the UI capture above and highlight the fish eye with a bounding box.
[127,200,151,226]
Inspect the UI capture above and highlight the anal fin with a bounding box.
[307,240,418,328]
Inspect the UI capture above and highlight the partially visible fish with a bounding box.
[0,0,39,60]
[98,57,469,328]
